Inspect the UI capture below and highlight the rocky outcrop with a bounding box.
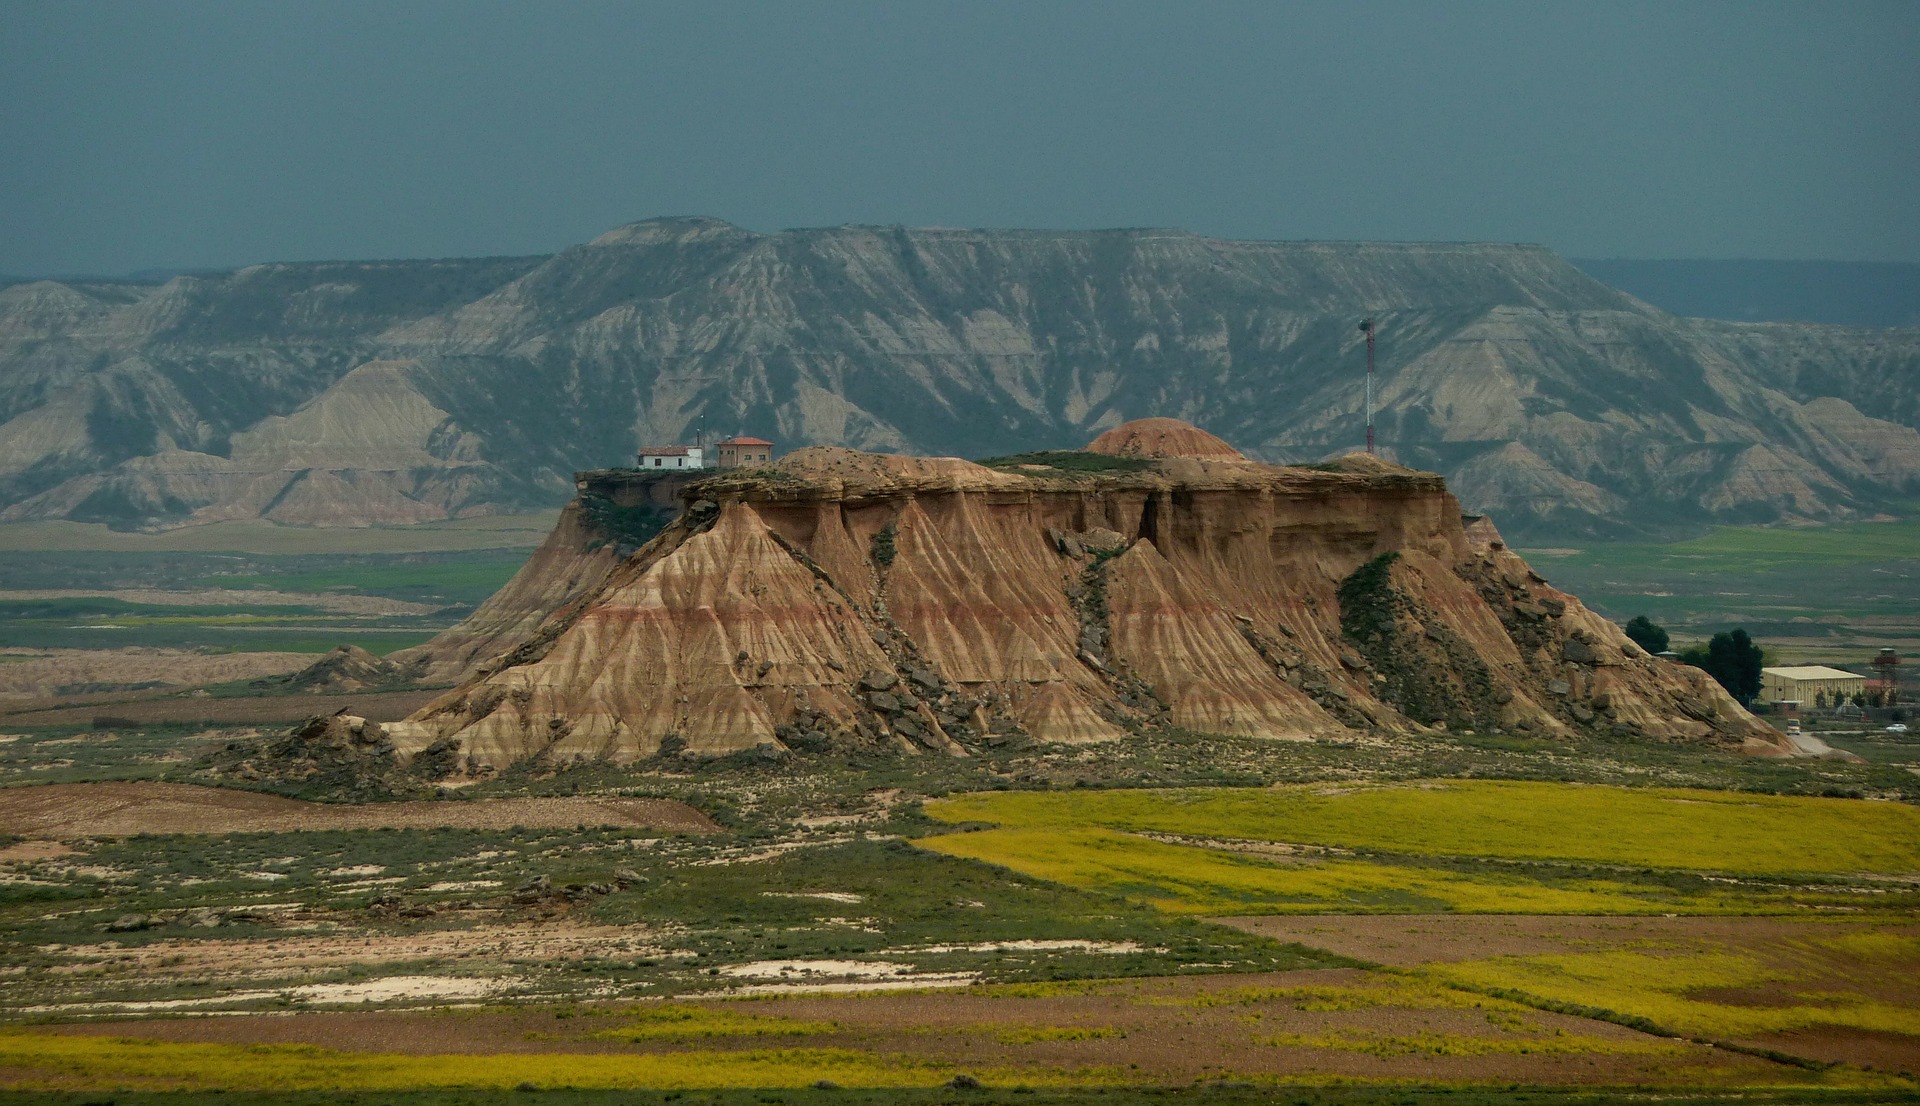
[215,710,462,799]
[2,221,1915,537]
[250,644,412,694]
[1086,418,1246,461]
[389,421,1786,771]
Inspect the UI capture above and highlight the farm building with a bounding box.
[1760,665,1866,706]
[716,436,774,468]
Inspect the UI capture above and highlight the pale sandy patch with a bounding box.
[717,976,979,996]
[908,939,1156,954]
[720,959,915,979]
[761,890,863,904]
[328,877,407,891]
[294,976,503,1003]
[43,923,672,982]
[795,813,868,828]
[692,835,860,866]
[21,976,505,1015]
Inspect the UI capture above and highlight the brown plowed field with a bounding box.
[37,969,1792,1087]
[1210,913,1887,966]
[1216,914,1920,1072]
[0,781,718,836]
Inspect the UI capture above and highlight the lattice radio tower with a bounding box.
[1358,317,1377,454]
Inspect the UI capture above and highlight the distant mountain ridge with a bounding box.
[1572,258,1920,329]
[1,217,1916,540]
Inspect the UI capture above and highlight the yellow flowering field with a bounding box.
[919,826,1757,915]
[1429,928,1920,1041]
[925,781,1920,878]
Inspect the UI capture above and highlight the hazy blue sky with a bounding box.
[4,0,1916,275]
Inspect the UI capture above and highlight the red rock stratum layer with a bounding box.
[393,426,1785,768]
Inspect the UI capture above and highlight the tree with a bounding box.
[1705,633,1739,698]
[1815,689,1829,709]
[1688,628,1765,706]
[1623,616,1669,655]
[1729,629,1764,705]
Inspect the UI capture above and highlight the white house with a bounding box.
[636,445,707,470]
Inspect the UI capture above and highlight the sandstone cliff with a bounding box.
[3,221,1915,538]
[389,421,1783,771]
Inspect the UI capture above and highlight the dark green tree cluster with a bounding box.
[1677,628,1765,705]
[1622,615,1669,655]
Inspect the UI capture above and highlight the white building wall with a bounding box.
[637,447,708,470]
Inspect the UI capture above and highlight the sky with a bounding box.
[3,0,1916,276]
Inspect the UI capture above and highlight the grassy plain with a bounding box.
[0,593,442,653]
[0,514,555,554]
[1523,517,1920,662]
[0,519,542,662]
[0,821,1328,1018]
[3,762,1918,1095]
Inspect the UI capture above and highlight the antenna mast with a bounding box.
[1359,317,1376,454]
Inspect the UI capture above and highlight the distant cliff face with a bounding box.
[388,423,1784,771]
[2,218,1915,538]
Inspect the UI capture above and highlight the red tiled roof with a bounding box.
[718,437,773,447]
[638,446,691,455]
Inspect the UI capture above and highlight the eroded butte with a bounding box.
[386,420,1783,770]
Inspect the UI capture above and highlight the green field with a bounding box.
[0,595,446,654]
[0,514,556,554]
[1523,517,1920,662]
[0,546,533,657]
[1611,517,1920,570]
[0,825,1330,1015]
